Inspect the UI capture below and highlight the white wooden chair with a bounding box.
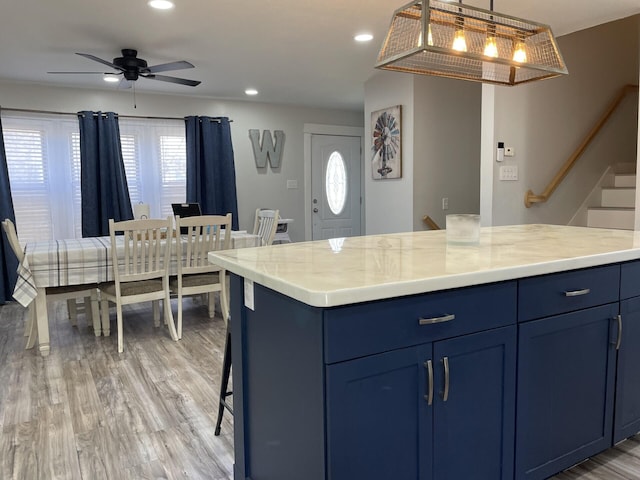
[252,208,280,246]
[98,217,178,353]
[1,218,100,346]
[170,214,232,339]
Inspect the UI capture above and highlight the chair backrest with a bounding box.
[252,209,280,246]
[175,214,233,276]
[109,217,173,287]
[1,219,24,262]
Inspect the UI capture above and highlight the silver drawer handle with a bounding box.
[564,288,591,297]
[616,314,623,351]
[424,360,434,406]
[441,356,450,402]
[419,314,455,326]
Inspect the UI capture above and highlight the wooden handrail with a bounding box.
[423,215,441,230]
[525,84,639,208]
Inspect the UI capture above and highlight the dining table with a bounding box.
[12,230,261,356]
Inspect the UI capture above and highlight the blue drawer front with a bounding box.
[324,281,517,364]
[518,265,620,322]
[621,260,640,300]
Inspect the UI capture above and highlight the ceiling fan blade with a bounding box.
[47,71,109,74]
[76,53,124,71]
[146,60,195,74]
[145,74,201,87]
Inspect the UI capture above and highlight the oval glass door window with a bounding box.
[326,151,347,215]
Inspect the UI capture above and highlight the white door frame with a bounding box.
[304,124,365,241]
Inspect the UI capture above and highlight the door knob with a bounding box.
[313,208,318,213]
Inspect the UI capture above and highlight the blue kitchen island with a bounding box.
[209,224,640,480]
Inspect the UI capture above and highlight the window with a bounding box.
[325,151,347,215]
[3,112,186,243]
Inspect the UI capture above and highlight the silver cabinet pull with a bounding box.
[564,288,591,297]
[441,356,450,402]
[424,360,433,405]
[419,313,455,326]
[616,314,623,351]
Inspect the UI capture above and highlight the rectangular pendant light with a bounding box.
[375,0,568,86]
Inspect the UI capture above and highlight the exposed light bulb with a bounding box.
[104,75,119,83]
[513,41,527,63]
[483,36,498,57]
[354,33,373,42]
[245,88,258,96]
[452,29,467,52]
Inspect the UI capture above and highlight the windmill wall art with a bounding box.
[371,105,402,180]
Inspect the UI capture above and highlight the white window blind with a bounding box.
[3,113,186,243]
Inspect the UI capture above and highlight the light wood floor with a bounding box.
[2,300,640,480]
[0,299,234,480]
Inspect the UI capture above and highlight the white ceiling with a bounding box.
[1,0,638,111]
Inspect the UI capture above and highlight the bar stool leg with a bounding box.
[215,325,233,436]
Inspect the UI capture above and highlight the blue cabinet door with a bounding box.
[326,344,433,480]
[516,303,618,480]
[614,296,640,443]
[432,326,517,480]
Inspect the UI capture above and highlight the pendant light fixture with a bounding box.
[375,0,568,86]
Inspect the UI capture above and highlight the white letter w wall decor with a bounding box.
[249,129,285,169]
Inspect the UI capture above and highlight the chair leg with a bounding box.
[67,299,78,326]
[152,301,160,327]
[101,299,111,336]
[164,293,179,342]
[177,291,183,340]
[215,326,233,436]
[116,303,124,353]
[208,292,215,318]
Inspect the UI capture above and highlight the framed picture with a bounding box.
[371,105,402,180]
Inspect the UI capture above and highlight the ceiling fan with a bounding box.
[48,49,201,87]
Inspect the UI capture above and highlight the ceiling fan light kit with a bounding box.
[375,0,568,86]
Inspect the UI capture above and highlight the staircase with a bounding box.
[586,166,636,230]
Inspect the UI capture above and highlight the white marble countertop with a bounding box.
[209,224,640,308]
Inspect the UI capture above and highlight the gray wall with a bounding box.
[413,75,481,230]
[364,71,481,234]
[0,81,363,242]
[490,15,640,226]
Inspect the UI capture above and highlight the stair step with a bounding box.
[587,207,635,230]
[614,174,636,188]
[601,187,636,208]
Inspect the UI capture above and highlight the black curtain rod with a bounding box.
[0,107,232,122]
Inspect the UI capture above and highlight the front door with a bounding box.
[311,134,361,240]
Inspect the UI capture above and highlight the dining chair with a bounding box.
[170,214,232,339]
[1,218,100,345]
[98,216,178,353]
[252,208,280,246]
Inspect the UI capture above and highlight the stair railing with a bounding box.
[525,84,639,208]
[422,215,441,230]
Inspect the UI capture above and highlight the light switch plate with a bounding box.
[499,165,518,181]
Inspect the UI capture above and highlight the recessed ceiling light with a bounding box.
[245,88,258,96]
[148,0,174,10]
[104,75,120,83]
[354,33,373,42]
